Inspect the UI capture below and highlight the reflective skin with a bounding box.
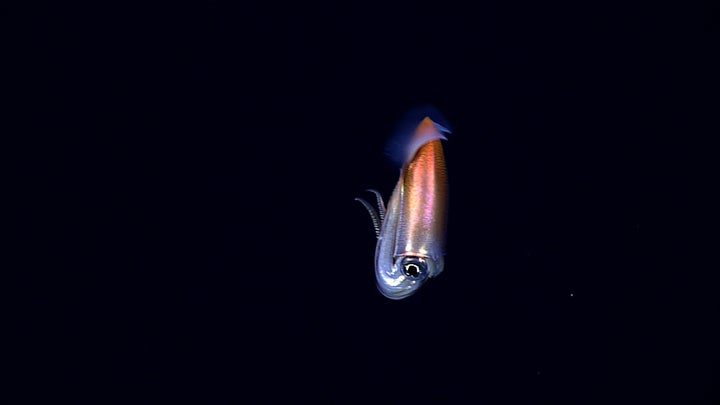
[356,116,449,299]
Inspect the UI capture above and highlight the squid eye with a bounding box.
[400,256,427,279]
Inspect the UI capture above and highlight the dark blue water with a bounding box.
[12,1,716,403]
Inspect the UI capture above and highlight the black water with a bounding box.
[11,2,717,403]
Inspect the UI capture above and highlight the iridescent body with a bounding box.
[356,116,449,299]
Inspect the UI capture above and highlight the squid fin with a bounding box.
[385,105,451,166]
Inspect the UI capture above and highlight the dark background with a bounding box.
[11,1,717,403]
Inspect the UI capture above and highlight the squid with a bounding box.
[356,113,450,299]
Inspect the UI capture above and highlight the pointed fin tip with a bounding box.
[386,107,451,166]
[428,117,451,134]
